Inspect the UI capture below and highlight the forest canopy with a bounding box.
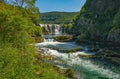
[40,12,79,24]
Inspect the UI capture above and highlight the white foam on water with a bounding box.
[36,42,120,79]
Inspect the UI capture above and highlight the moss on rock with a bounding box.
[54,35,73,42]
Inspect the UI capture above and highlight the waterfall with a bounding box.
[54,24,62,34]
[48,24,53,34]
[40,24,62,35]
[36,24,120,79]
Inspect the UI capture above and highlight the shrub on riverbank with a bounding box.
[0,2,67,79]
[33,53,67,79]
[64,68,75,78]
[35,37,44,43]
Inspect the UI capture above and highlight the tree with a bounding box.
[8,0,40,24]
[10,0,36,8]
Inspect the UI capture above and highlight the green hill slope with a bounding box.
[40,12,79,24]
[71,0,120,43]
[70,0,120,64]
[0,2,67,79]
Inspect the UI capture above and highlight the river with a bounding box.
[35,36,120,79]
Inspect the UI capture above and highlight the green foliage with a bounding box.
[40,12,79,24]
[64,68,74,78]
[0,45,35,79]
[0,2,66,79]
[0,2,36,78]
[28,7,40,24]
[10,0,37,8]
[71,0,120,43]
[112,10,120,30]
[32,26,43,36]
[33,59,66,79]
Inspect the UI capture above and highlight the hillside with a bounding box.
[71,0,120,43]
[40,12,79,24]
[0,1,67,79]
[70,0,120,64]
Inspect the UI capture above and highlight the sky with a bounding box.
[36,0,86,13]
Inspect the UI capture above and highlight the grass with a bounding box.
[0,46,67,79]
[35,53,75,79]
[34,60,67,79]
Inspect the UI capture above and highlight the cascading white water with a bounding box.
[40,24,62,35]
[48,24,53,34]
[40,24,64,42]
[38,24,120,79]
[54,24,62,34]
[44,24,48,31]
[36,41,120,79]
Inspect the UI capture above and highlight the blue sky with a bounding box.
[36,0,86,13]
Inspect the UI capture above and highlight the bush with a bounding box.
[64,68,74,78]
[35,37,44,43]
[0,45,35,79]
[0,2,67,79]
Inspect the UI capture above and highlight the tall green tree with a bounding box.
[9,0,40,24]
[10,0,36,8]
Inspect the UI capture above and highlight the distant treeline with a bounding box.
[40,12,79,24]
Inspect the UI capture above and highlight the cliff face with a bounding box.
[107,10,120,42]
[71,0,120,43]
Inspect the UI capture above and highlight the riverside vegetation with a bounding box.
[40,12,79,24]
[0,1,73,79]
[1,0,120,79]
